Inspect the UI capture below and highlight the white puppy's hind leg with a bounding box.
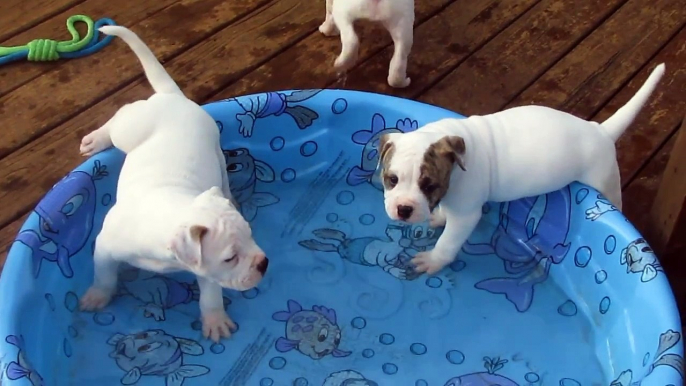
[385,16,413,88]
[333,14,359,73]
[319,0,339,36]
[580,164,623,211]
[80,122,114,157]
[80,240,120,311]
[198,277,237,342]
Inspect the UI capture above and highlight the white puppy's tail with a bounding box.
[99,25,184,96]
[600,63,665,142]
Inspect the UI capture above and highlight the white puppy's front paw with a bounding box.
[79,286,113,311]
[202,310,237,343]
[319,21,339,36]
[80,130,111,156]
[388,73,411,88]
[411,251,450,275]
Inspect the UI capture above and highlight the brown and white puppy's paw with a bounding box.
[411,251,449,275]
[201,309,237,343]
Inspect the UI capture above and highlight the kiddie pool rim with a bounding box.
[0,88,681,384]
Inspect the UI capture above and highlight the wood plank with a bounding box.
[216,0,542,98]
[0,0,182,97]
[504,0,684,116]
[594,27,686,183]
[0,0,272,159]
[0,0,85,43]
[648,119,686,255]
[415,0,631,114]
[0,0,323,231]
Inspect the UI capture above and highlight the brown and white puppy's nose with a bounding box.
[256,257,269,275]
[397,205,414,220]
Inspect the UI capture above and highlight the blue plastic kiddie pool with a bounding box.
[0,90,682,386]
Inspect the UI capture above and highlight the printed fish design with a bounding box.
[272,300,351,359]
[463,186,572,312]
[14,161,108,278]
[117,269,231,321]
[444,357,519,386]
[224,148,279,222]
[323,370,378,386]
[347,114,417,191]
[229,90,322,137]
[620,238,663,283]
[108,329,209,386]
[5,335,44,386]
[611,329,684,385]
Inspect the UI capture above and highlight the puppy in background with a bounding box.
[377,64,666,275]
[320,0,415,88]
[78,25,269,342]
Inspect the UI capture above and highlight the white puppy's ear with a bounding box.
[169,225,208,267]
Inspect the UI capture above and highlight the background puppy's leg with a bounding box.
[385,16,413,88]
[319,0,339,36]
[80,241,120,311]
[412,209,481,274]
[332,13,359,73]
[198,276,237,342]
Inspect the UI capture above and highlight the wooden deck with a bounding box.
[0,0,684,319]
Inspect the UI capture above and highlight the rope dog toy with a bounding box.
[0,15,116,66]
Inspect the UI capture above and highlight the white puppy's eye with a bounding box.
[224,254,238,263]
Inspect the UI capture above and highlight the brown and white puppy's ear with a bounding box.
[378,133,399,190]
[419,135,467,210]
[435,135,466,171]
[170,224,208,268]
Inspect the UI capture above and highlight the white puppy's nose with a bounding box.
[256,257,269,275]
[397,205,414,220]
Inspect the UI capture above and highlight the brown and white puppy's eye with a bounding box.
[419,135,467,210]
[385,174,399,189]
[224,254,238,263]
[378,134,397,190]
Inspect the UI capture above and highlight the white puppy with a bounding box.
[378,64,666,275]
[319,0,415,88]
[77,26,269,342]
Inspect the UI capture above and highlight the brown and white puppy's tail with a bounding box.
[600,63,665,142]
[99,25,184,96]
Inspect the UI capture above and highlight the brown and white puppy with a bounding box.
[377,63,665,275]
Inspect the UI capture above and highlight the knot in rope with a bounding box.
[26,39,60,61]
